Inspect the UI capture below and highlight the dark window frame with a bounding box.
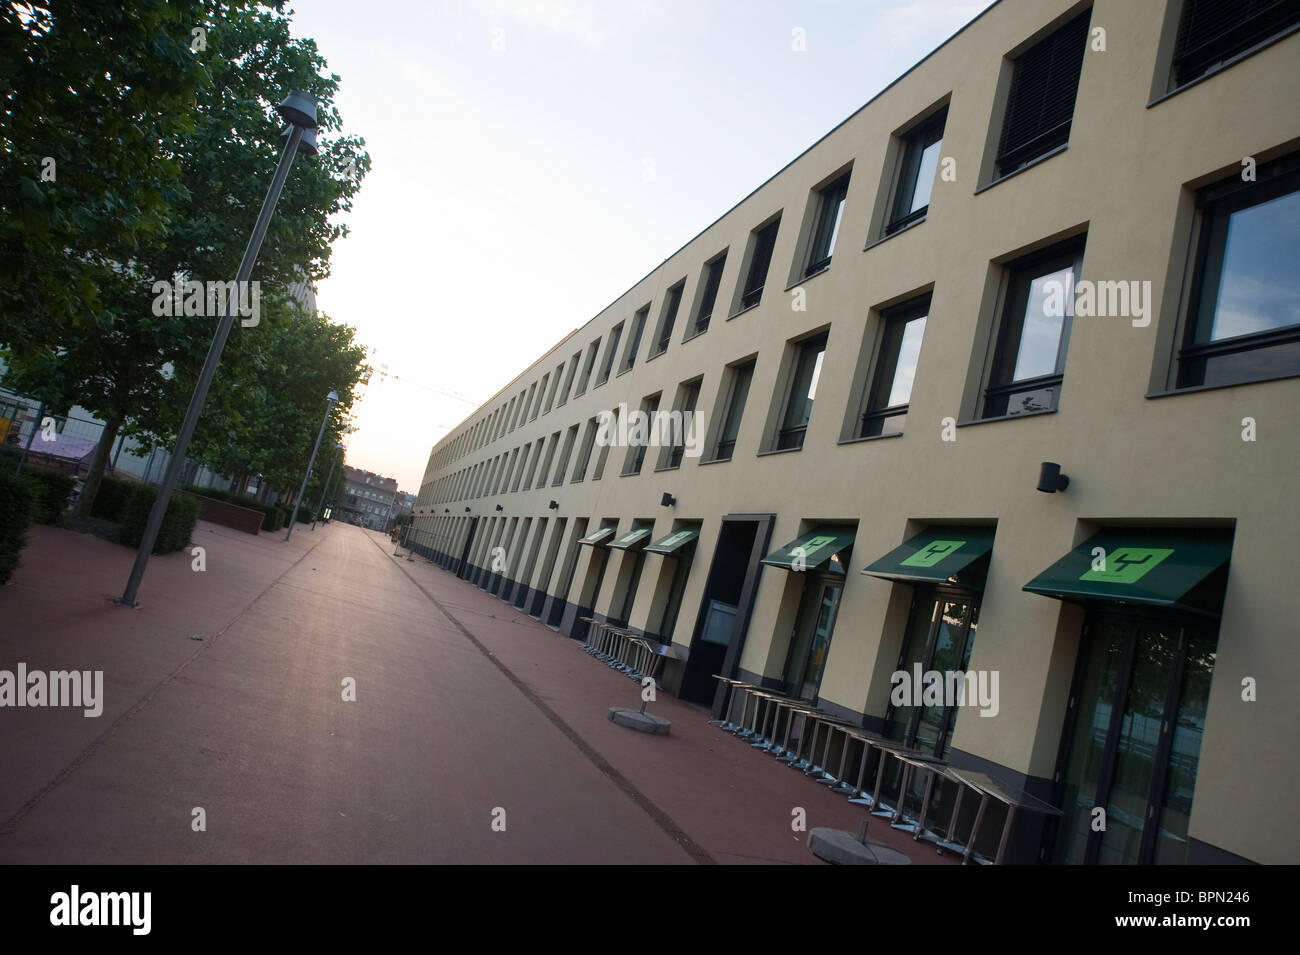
[805,174,850,276]
[1169,0,1300,90]
[775,332,829,451]
[714,360,755,462]
[994,9,1091,179]
[886,109,947,236]
[740,218,781,311]
[860,295,930,438]
[981,239,1085,420]
[1175,155,1300,389]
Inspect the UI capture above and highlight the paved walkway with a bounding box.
[0,519,955,864]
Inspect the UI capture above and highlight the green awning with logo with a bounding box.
[761,527,856,571]
[578,526,616,547]
[861,526,995,584]
[645,527,700,556]
[608,528,653,551]
[1023,528,1232,615]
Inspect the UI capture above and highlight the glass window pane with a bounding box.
[1153,630,1216,865]
[886,315,927,407]
[1204,189,1300,341]
[1097,625,1180,865]
[1055,620,1127,864]
[910,139,942,213]
[1013,265,1073,381]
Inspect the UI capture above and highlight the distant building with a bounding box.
[337,466,400,530]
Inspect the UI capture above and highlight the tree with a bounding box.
[0,1,370,516]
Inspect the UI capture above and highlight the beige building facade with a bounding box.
[411,0,1300,864]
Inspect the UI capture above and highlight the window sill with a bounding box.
[1146,369,1300,399]
[645,349,666,363]
[1148,25,1300,109]
[837,431,904,446]
[787,265,828,291]
[864,216,926,252]
[698,455,732,467]
[756,446,803,457]
[956,408,1057,428]
[729,302,760,321]
[682,328,707,344]
[615,366,633,379]
[653,463,681,473]
[974,144,1069,196]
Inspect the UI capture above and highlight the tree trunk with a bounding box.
[73,416,121,519]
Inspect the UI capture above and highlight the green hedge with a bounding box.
[0,469,36,585]
[22,470,76,524]
[92,476,199,554]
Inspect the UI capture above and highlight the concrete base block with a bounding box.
[808,828,912,865]
[608,706,671,735]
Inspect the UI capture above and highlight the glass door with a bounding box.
[1054,611,1218,865]
[782,578,842,702]
[885,593,979,759]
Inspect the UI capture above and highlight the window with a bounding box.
[714,360,754,461]
[805,174,850,276]
[554,425,578,486]
[994,9,1090,179]
[1170,0,1300,89]
[527,382,539,421]
[592,407,617,480]
[597,323,623,386]
[886,109,946,235]
[662,379,702,469]
[536,431,560,488]
[690,253,726,336]
[860,297,929,437]
[739,218,780,310]
[622,306,648,372]
[557,354,579,407]
[571,418,598,482]
[981,239,1084,419]
[575,339,600,396]
[776,333,827,451]
[623,394,660,476]
[653,282,685,356]
[1176,157,1300,389]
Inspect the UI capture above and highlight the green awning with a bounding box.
[761,527,855,571]
[1023,528,1232,615]
[578,526,616,547]
[608,528,653,551]
[645,527,700,555]
[862,526,995,585]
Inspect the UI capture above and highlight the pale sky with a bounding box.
[289,0,994,492]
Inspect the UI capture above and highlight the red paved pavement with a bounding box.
[0,519,956,864]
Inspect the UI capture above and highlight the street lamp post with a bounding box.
[311,442,344,530]
[285,391,339,541]
[119,91,319,608]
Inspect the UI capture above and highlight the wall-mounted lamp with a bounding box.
[444,508,449,513]
[464,507,471,513]
[1037,462,1070,493]
[661,492,676,508]
[495,504,504,511]
[548,500,559,510]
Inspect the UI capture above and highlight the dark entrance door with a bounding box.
[457,518,478,579]
[1053,608,1219,865]
[679,514,774,708]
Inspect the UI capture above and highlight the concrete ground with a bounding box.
[0,519,956,865]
